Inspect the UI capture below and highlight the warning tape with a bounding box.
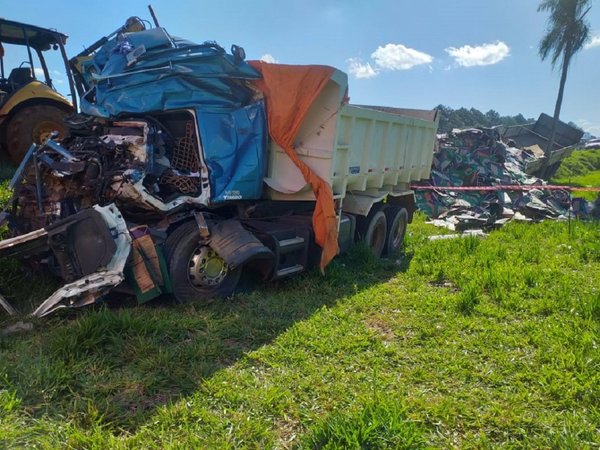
[411,185,600,192]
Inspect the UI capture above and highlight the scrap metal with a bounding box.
[414,127,599,231]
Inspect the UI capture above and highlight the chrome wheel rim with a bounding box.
[188,246,228,287]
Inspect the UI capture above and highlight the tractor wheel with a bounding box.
[164,221,242,303]
[5,104,70,163]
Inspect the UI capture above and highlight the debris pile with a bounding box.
[415,128,599,230]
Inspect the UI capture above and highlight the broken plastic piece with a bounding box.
[0,291,16,315]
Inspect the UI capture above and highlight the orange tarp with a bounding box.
[249,61,340,271]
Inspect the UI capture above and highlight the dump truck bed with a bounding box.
[264,69,439,205]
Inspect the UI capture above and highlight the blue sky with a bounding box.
[4,0,600,134]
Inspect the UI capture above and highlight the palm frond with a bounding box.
[538,0,592,71]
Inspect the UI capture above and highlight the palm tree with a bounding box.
[538,0,592,176]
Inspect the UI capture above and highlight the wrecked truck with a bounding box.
[0,20,438,317]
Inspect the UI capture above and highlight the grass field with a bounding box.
[554,149,600,180]
[553,149,600,202]
[0,210,598,448]
[553,170,600,202]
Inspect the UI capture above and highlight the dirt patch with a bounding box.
[366,317,395,344]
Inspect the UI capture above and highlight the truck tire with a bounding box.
[357,210,387,257]
[5,104,70,163]
[384,207,408,256]
[164,221,242,303]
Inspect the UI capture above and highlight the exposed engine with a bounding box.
[10,112,206,233]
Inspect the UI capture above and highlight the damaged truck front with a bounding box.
[0,20,438,317]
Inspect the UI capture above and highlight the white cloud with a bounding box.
[371,43,433,71]
[32,67,64,84]
[51,70,64,84]
[260,53,278,63]
[585,125,600,135]
[347,58,378,79]
[347,43,432,79]
[584,34,600,50]
[445,41,510,67]
[577,119,600,135]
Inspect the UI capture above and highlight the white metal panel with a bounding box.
[265,71,347,200]
[265,72,439,206]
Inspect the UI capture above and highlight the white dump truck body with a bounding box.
[264,69,438,216]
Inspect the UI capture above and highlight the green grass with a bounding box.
[554,149,600,179]
[553,170,600,202]
[552,149,600,202]
[0,166,12,205]
[0,168,13,240]
[0,213,598,449]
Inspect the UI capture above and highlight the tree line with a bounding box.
[434,105,535,134]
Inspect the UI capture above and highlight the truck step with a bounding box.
[276,264,304,278]
[278,236,304,246]
[277,236,305,253]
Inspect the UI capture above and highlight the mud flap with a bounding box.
[125,227,172,304]
[208,220,274,270]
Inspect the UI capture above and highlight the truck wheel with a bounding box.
[164,221,241,303]
[384,207,408,256]
[5,104,70,163]
[358,210,387,257]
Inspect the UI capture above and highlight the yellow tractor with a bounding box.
[0,19,77,164]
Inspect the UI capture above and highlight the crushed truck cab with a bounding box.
[0,20,438,317]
